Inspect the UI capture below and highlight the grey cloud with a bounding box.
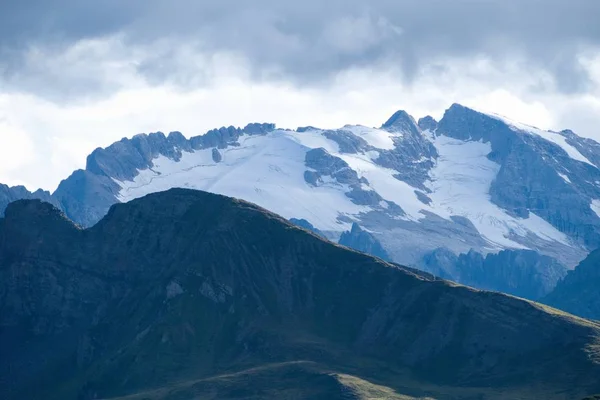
[2,0,600,100]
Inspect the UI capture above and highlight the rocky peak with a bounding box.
[436,103,512,144]
[243,122,276,135]
[375,110,438,189]
[560,129,576,136]
[167,131,189,148]
[381,110,420,136]
[190,125,242,149]
[296,126,320,132]
[338,222,390,261]
[417,115,438,132]
[86,132,168,180]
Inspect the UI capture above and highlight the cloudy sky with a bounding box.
[1,0,600,191]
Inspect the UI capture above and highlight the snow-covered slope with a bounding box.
[95,104,599,268]
[117,130,370,231]
[116,126,571,253]
[425,135,570,249]
[8,104,600,269]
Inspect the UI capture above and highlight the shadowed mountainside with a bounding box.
[1,188,599,400]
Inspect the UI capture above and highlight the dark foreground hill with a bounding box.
[1,189,599,400]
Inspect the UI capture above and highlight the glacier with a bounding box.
[112,107,585,266]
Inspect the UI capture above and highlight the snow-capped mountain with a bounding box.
[5,104,600,273]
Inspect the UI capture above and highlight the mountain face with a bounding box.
[543,249,600,320]
[421,248,568,300]
[3,104,600,294]
[1,189,600,400]
[339,223,391,261]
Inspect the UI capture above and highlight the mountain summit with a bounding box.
[1,188,600,400]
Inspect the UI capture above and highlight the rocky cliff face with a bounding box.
[420,248,568,300]
[338,223,391,261]
[1,189,600,400]
[543,249,600,320]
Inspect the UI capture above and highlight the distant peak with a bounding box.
[440,103,485,121]
[381,110,419,135]
[350,222,363,233]
[382,110,414,126]
[443,104,533,131]
[448,103,487,115]
[167,131,186,140]
[436,103,514,143]
[243,123,276,135]
[448,102,468,111]
[148,131,167,139]
[418,116,438,132]
[0,183,25,191]
[559,129,576,137]
[297,126,320,133]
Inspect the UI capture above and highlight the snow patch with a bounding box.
[338,152,424,220]
[558,172,572,184]
[342,125,397,150]
[523,212,573,244]
[591,199,600,218]
[286,129,340,154]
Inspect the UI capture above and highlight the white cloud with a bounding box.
[323,15,402,55]
[462,90,555,130]
[0,122,36,187]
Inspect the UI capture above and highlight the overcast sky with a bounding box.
[1,0,600,191]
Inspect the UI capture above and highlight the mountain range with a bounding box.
[3,103,600,303]
[1,189,600,400]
